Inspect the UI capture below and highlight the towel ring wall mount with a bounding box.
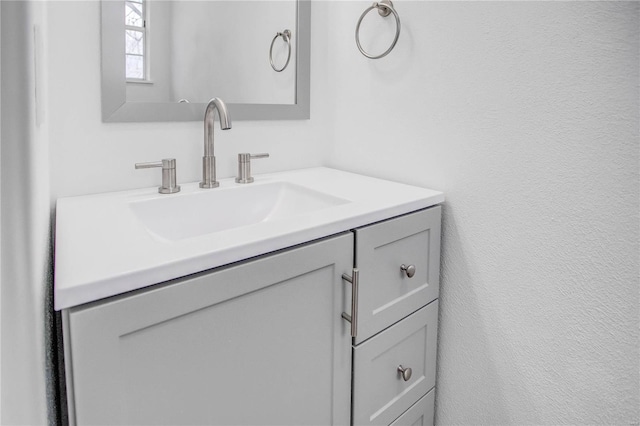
[355,0,401,59]
[270,29,292,72]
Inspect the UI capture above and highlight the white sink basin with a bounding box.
[130,182,349,241]
[54,167,444,310]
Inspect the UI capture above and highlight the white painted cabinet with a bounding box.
[64,234,353,425]
[351,207,441,426]
[62,206,442,425]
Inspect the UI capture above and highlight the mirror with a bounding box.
[101,0,310,122]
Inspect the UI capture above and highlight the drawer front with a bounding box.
[389,389,435,426]
[354,207,441,343]
[353,301,438,426]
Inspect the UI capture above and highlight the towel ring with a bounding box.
[355,0,401,59]
[270,29,292,72]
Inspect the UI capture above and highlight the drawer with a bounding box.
[354,207,441,343]
[389,389,435,426]
[353,301,438,426]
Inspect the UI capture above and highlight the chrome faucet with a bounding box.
[200,98,232,188]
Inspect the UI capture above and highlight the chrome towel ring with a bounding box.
[355,0,401,59]
[270,29,292,72]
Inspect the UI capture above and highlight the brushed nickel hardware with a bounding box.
[355,0,401,59]
[200,98,232,189]
[341,269,359,338]
[235,153,270,184]
[135,158,181,194]
[397,365,412,381]
[270,29,292,72]
[400,264,416,278]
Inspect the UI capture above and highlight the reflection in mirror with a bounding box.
[125,0,147,80]
[126,1,296,104]
[101,0,310,122]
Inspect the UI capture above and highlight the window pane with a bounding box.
[125,30,144,55]
[126,55,144,79]
[125,1,143,27]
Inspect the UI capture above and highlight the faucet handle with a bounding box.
[248,153,269,160]
[135,158,181,194]
[235,153,270,184]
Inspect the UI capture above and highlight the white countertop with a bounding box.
[54,167,444,310]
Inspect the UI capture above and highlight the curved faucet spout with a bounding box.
[204,98,232,156]
[200,97,232,189]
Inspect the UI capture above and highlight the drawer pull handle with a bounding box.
[397,365,412,381]
[400,264,416,278]
[341,269,359,338]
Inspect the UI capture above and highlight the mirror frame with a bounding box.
[101,0,310,122]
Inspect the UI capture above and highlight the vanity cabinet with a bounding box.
[62,206,441,426]
[63,234,353,425]
[351,207,441,426]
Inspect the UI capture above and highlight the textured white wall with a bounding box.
[1,1,51,423]
[322,1,639,423]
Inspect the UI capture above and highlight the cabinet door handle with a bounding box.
[341,268,359,338]
[400,264,416,278]
[397,365,412,381]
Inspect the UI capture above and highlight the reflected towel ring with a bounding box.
[270,29,292,72]
[355,0,401,59]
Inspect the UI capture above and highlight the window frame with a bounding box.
[125,0,149,82]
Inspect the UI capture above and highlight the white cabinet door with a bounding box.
[65,233,353,425]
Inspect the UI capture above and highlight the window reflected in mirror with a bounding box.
[125,0,147,81]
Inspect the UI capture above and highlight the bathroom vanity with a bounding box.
[55,168,443,425]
